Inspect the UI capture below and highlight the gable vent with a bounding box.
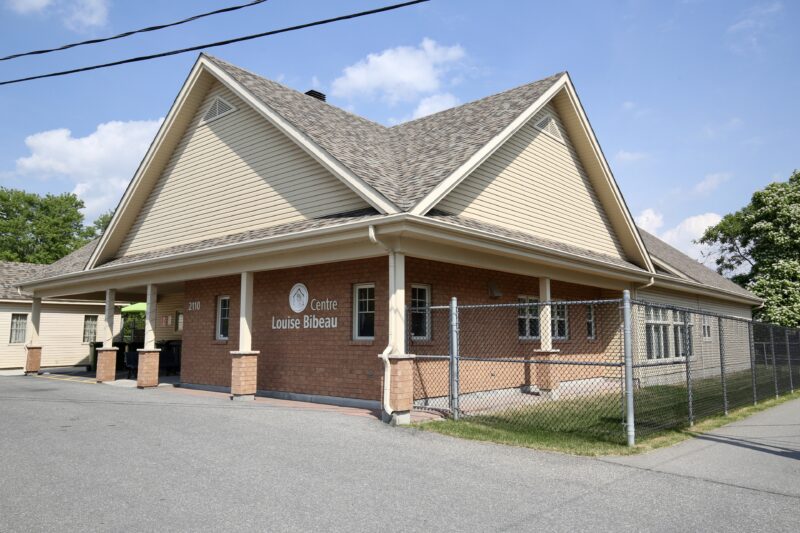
[203,97,235,123]
[534,114,564,142]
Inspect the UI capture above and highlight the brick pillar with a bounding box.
[96,347,118,382]
[137,349,160,388]
[533,350,560,398]
[388,355,414,425]
[24,346,42,375]
[230,351,259,400]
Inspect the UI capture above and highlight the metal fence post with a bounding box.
[685,311,693,426]
[449,296,460,420]
[748,322,757,405]
[770,326,779,398]
[788,329,795,393]
[718,316,728,415]
[622,290,635,447]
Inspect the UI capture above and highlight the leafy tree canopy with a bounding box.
[0,187,111,264]
[699,170,800,326]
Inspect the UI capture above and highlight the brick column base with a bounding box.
[387,354,414,425]
[533,350,561,397]
[24,345,42,375]
[96,347,118,382]
[230,351,260,400]
[137,349,160,388]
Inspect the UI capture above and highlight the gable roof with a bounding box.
[1,261,48,300]
[638,229,756,300]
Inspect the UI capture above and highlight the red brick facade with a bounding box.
[179,257,622,402]
[95,347,118,382]
[24,346,42,375]
[230,352,258,397]
[137,350,160,388]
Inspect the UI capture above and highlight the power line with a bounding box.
[0,0,429,87]
[0,0,269,62]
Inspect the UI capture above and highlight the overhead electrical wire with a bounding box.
[0,0,429,87]
[0,0,270,62]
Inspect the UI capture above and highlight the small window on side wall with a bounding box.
[82,315,98,343]
[586,304,596,340]
[175,311,184,333]
[216,296,230,340]
[9,313,27,344]
[411,284,431,340]
[353,284,375,340]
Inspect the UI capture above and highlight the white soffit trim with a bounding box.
[651,256,691,281]
[86,57,209,271]
[202,59,399,215]
[410,74,569,216]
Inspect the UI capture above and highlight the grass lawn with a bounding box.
[416,375,799,456]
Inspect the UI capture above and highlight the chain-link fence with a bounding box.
[409,293,799,446]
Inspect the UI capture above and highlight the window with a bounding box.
[410,284,431,340]
[216,296,230,340]
[551,303,569,340]
[586,304,596,340]
[672,310,693,358]
[518,296,540,339]
[9,313,27,344]
[702,316,712,341]
[175,311,184,333]
[645,306,671,359]
[82,315,98,343]
[353,284,375,340]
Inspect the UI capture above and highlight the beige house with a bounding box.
[17,54,759,420]
[1,261,121,371]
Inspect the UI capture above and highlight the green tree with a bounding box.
[699,170,800,326]
[0,187,92,264]
[87,210,114,238]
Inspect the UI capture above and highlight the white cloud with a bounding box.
[5,0,53,14]
[727,2,782,53]
[13,118,162,219]
[615,149,648,162]
[331,38,465,104]
[635,208,664,234]
[692,172,731,195]
[637,208,722,262]
[702,117,743,139]
[621,101,636,112]
[411,92,460,119]
[310,75,321,89]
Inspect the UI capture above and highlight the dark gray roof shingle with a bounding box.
[1,261,48,300]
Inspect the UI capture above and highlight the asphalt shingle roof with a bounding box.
[1,261,48,300]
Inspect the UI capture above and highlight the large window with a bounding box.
[586,304,596,340]
[518,296,539,339]
[9,313,27,344]
[216,296,230,340]
[82,315,98,343]
[645,306,671,359]
[672,310,693,357]
[410,284,431,340]
[552,303,569,340]
[353,284,375,340]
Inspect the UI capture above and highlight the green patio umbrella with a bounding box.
[121,302,146,313]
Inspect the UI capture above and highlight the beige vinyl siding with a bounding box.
[436,103,626,261]
[155,293,184,342]
[0,303,121,369]
[117,81,369,257]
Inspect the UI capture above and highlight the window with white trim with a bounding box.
[410,284,431,340]
[175,311,184,333]
[353,284,375,340]
[9,313,27,344]
[702,315,712,341]
[672,310,693,357]
[518,296,540,339]
[586,304,596,340]
[645,306,671,359]
[216,296,230,340]
[551,303,569,340]
[82,315,98,343]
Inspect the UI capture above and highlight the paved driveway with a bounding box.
[1,376,798,532]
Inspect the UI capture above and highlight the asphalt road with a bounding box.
[1,376,798,532]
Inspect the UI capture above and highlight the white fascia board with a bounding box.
[650,256,691,280]
[86,57,208,271]
[0,298,119,306]
[202,59,399,215]
[410,75,569,216]
[559,77,655,274]
[649,274,762,306]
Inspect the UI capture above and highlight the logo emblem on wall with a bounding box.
[289,283,309,313]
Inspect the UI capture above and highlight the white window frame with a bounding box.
[702,315,712,342]
[353,283,375,341]
[551,303,569,341]
[672,310,693,358]
[216,296,230,340]
[518,296,540,340]
[175,311,184,333]
[645,305,673,360]
[82,315,98,344]
[9,313,27,344]
[586,304,596,340]
[410,284,431,340]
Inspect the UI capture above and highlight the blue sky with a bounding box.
[0,0,797,261]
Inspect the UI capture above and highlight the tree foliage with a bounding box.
[0,187,110,264]
[699,170,800,326]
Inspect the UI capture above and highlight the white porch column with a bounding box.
[144,284,158,350]
[103,289,116,348]
[239,272,254,352]
[27,296,42,346]
[539,277,552,351]
[388,252,406,354]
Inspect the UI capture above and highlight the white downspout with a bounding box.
[634,276,655,298]
[369,225,395,416]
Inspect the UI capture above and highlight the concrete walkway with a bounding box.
[0,376,797,532]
